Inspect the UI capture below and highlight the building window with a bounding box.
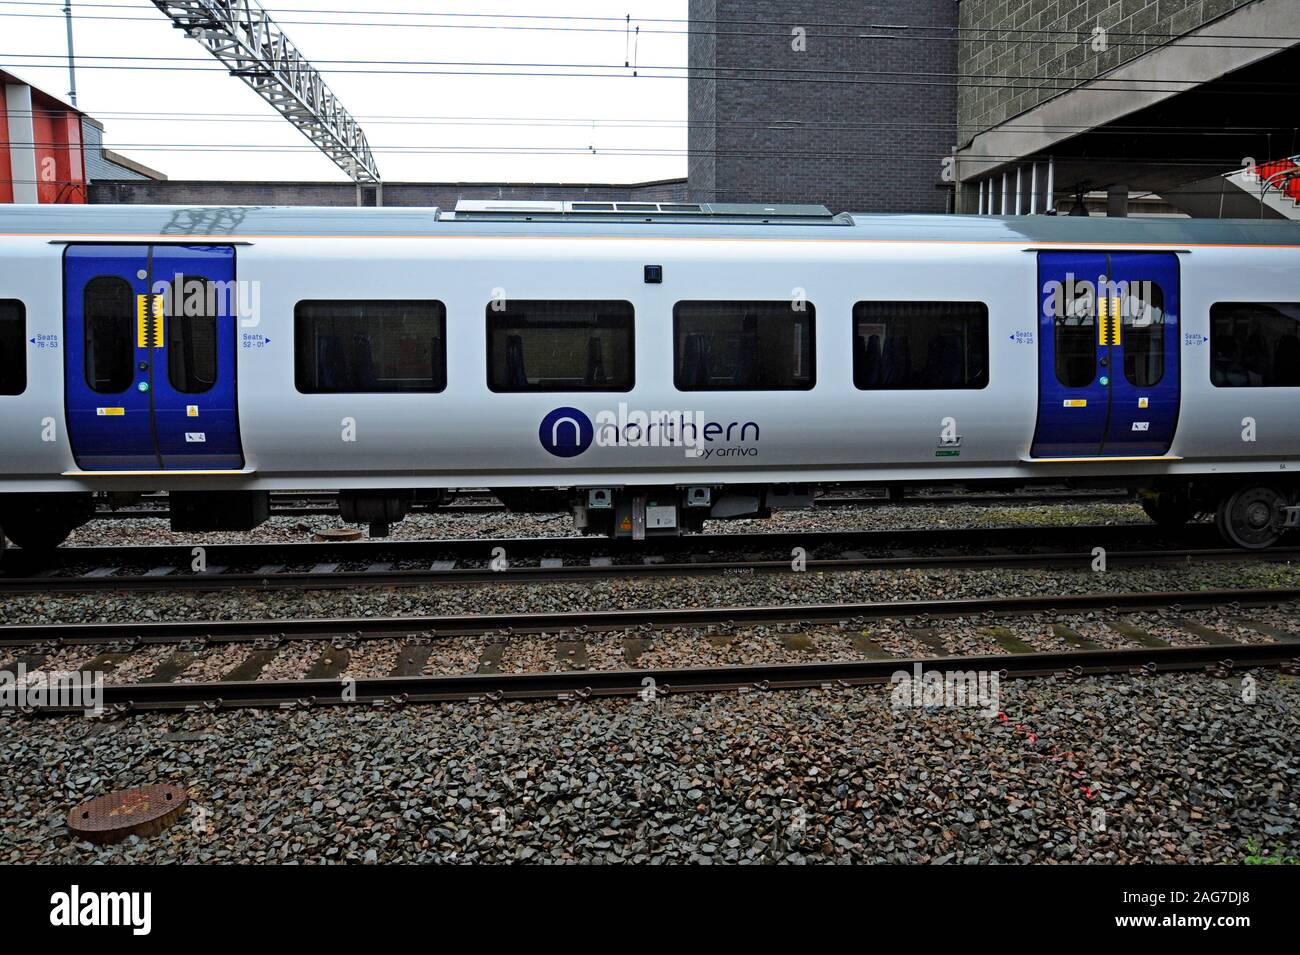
[1121,281,1165,388]
[0,299,25,396]
[84,276,134,394]
[853,301,988,389]
[487,300,634,392]
[674,300,814,390]
[295,300,446,393]
[1211,302,1300,387]
[165,276,218,394]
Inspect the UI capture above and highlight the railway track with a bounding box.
[0,523,1291,594]
[4,586,1297,714]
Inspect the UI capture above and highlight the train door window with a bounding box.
[84,276,134,394]
[1120,281,1164,388]
[165,276,218,394]
[1210,302,1300,386]
[1053,283,1097,388]
[294,300,447,393]
[852,301,988,389]
[0,299,25,396]
[486,300,634,392]
[673,301,814,390]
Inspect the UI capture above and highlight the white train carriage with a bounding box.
[1,200,1299,550]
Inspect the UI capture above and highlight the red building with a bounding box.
[0,68,88,204]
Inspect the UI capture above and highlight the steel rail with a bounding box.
[0,543,1295,595]
[4,586,1298,649]
[15,641,1299,715]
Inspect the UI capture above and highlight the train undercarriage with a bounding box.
[0,477,1296,557]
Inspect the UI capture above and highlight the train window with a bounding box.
[1053,285,1096,389]
[0,299,25,396]
[294,300,446,393]
[165,276,218,394]
[1210,302,1300,387]
[852,302,988,390]
[486,300,634,392]
[84,276,135,394]
[674,301,814,391]
[1121,281,1165,388]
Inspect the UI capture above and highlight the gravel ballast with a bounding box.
[1,671,1294,863]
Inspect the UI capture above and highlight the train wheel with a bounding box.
[1215,485,1287,549]
[1140,492,1196,527]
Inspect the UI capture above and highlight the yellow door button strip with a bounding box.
[1097,297,1122,345]
[136,294,164,348]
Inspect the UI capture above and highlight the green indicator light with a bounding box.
[1099,376,1109,386]
[138,381,149,392]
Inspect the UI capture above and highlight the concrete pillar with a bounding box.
[5,84,39,203]
[1107,184,1129,217]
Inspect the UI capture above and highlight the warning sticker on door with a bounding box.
[184,432,207,443]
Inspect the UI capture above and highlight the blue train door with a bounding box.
[1031,251,1180,458]
[64,245,243,470]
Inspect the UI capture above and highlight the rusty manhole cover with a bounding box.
[67,784,189,844]
[314,527,362,542]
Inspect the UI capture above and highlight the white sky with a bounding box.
[3,0,689,183]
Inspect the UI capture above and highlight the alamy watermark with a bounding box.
[1042,273,1158,324]
[0,666,103,715]
[890,663,1000,717]
[149,273,261,327]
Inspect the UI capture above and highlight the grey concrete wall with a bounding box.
[688,0,959,213]
[957,0,1258,141]
[90,178,689,207]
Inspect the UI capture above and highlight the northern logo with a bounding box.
[539,407,593,458]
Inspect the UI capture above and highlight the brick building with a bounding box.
[687,0,1300,216]
[1,68,163,205]
[688,0,960,213]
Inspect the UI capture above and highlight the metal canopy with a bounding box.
[150,0,381,184]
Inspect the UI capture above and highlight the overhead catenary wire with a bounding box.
[4,138,1278,167]
[2,49,1299,92]
[1,57,1297,98]
[3,0,1300,46]
[7,107,1292,140]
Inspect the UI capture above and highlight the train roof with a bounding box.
[4,202,1300,247]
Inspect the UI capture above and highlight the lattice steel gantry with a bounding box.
[151,0,382,189]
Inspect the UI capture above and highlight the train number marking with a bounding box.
[184,432,207,443]
[1131,421,1149,432]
